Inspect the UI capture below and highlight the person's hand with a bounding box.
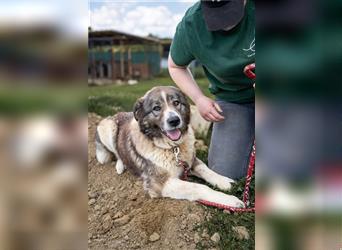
[194,95,225,122]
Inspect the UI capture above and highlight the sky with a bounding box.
[0,0,196,39]
[0,0,88,40]
[89,0,197,38]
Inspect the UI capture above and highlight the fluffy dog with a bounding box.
[95,86,243,207]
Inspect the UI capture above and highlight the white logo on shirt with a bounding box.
[243,37,255,58]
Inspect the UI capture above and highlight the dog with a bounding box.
[95,86,244,207]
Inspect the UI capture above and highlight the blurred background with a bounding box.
[0,0,341,249]
[256,0,342,249]
[0,0,88,250]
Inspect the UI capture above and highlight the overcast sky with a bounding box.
[89,1,197,38]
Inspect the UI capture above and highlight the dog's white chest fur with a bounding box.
[131,119,195,178]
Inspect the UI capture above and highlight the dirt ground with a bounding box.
[88,113,220,250]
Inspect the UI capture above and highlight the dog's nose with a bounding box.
[167,116,180,127]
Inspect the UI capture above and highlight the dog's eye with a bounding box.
[173,100,180,106]
[153,106,161,112]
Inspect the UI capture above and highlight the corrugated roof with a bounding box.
[89,29,160,44]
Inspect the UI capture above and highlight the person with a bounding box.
[168,0,255,179]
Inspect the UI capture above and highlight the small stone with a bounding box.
[113,211,123,219]
[232,226,250,240]
[119,192,127,199]
[223,210,231,214]
[129,194,137,201]
[194,233,201,244]
[88,192,97,199]
[88,199,96,206]
[210,233,220,243]
[201,229,209,239]
[102,214,112,231]
[149,232,160,242]
[114,214,130,226]
[188,213,201,223]
[95,205,101,211]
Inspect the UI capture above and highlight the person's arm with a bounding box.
[168,54,224,122]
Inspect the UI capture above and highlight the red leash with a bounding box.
[197,144,255,213]
[177,143,255,213]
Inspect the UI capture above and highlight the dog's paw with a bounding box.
[115,160,126,175]
[215,176,235,191]
[225,196,245,208]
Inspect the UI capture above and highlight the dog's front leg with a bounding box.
[161,178,244,208]
[191,158,235,191]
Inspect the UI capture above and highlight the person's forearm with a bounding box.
[168,57,204,104]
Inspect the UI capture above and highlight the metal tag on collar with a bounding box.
[173,146,180,164]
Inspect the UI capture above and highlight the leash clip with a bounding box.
[173,146,180,164]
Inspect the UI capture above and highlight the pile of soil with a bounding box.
[88,113,216,250]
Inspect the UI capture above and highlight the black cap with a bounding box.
[201,0,245,31]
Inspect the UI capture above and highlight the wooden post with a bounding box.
[91,41,96,80]
[120,40,124,79]
[128,47,132,79]
[111,39,115,81]
[144,44,149,79]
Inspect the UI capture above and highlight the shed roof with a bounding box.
[89,30,161,45]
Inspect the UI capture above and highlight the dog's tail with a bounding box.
[95,118,117,164]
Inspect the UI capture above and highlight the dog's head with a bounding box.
[133,86,190,143]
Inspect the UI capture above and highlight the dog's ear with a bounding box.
[133,97,144,121]
[177,90,191,124]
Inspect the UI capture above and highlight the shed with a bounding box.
[88,30,162,83]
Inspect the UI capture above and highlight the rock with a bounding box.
[113,211,123,219]
[88,199,96,206]
[95,205,101,211]
[104,187,114,194]
[129,193,137,201]
[102,214,112,231]
[149,232,160,242]
[114,214,130,226]
[201,229,209,239]
[194,233,201,244]
[188,213,201,223]
[88,192,97,199]
[119,192,127,199]
[232,226,250,240]
[210,233,220,243]
[223,210,231,214]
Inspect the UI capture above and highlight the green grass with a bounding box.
[88,76,212,116]
[88,76,255,249]
[194,132,255,250]
[0,86,87,115]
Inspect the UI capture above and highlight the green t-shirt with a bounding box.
[170,0,255,103]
